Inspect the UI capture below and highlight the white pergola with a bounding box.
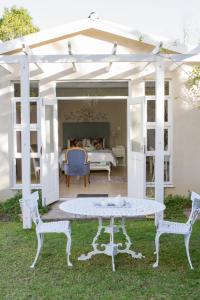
[0,50,199,229]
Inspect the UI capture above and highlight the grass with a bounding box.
[0,218,200,300]
[0,194,199,299]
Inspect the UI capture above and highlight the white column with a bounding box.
[155,56,164,222]
[20,55,32,229]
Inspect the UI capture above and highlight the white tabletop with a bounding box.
[59,197,165,218]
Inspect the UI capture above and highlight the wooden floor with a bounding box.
[59,166,127,198]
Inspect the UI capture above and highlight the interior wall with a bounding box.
[58,100,127,150]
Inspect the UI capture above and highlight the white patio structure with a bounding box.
[0,18,200,228]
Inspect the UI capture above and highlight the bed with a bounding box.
[60,122,117,180]
[59,149,117,180]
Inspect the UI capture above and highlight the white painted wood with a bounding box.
[155,56,165,222]
[20,55,32,229]
[127,97,145,198]
[1,53,200,64]
[0,18,187,56]
[41,99,59,206]
[22,42,44,72]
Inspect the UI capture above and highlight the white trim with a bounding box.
[144,79,173,189]
[0,18,188,55]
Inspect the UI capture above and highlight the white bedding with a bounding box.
[59,149,117,170]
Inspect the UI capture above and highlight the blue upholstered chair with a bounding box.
[64,147,90,187]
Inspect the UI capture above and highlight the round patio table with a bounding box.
[59,197,165,271]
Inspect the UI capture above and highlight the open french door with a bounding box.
[41,99,59,206]
[127,97,145,198]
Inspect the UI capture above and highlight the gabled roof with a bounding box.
[0,18,188,55]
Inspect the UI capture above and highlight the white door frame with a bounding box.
[41,98,59,206]
[127,96,145,198]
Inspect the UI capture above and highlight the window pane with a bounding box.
[147,100,168,122]
[147,100,155,122]
[130,103,142,152]
[30,131,38,153]
[145,81,155,95]
[146,187,155,198]
[164,129,168,151]
[16,131,21,153]
[30,102,37,124]
[45,106,54,153]
[146,156,155,182]
[16,102,21,124]
[165,100,168,122]
[145,81,170,96]
[14,83,21,97]
[56,81,128,97]
[165,81,169,96]
[164,155,170,182]
[31,158,40,183]
[16,158,22,184]
[13,81,39,97]
[30,81,39,97]
[147,129,155,151]
[146,155,170,182]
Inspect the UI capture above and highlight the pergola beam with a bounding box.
[106,42,117,71]
[68,41,78,71]
[1,53,200,64]
[22,43,44,72]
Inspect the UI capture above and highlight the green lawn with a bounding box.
[0,219,200,300]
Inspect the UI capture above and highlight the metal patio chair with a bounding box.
[153,191,200,269]
[21,191,72,268]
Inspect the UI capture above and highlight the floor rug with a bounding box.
[77,194,108,197]
[89,175,127,183]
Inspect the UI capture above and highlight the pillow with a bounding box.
[90,138,105,150]
[67,138,83,147]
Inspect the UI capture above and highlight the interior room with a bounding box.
[58,97,127,198]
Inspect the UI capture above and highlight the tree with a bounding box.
[0,6,39,41]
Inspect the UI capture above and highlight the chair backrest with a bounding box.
[66,148,88,166]
[187,191,200,225]
[26,191,42,225]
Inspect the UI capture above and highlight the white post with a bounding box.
[155,56,164,222]
[20,55,32,229]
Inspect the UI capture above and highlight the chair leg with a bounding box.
[67,176,71,187]
[65,229,73,267]
[153,232,162,268]
[184,234,194,270]
[30,232,43,269]
[84,176,87,187]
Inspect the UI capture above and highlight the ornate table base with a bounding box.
[78,217,144,271]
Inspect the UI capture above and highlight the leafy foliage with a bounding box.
[0,6,39,41]
[164,194,191,220]
[185,65,200,89]
[0,190,49,221]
